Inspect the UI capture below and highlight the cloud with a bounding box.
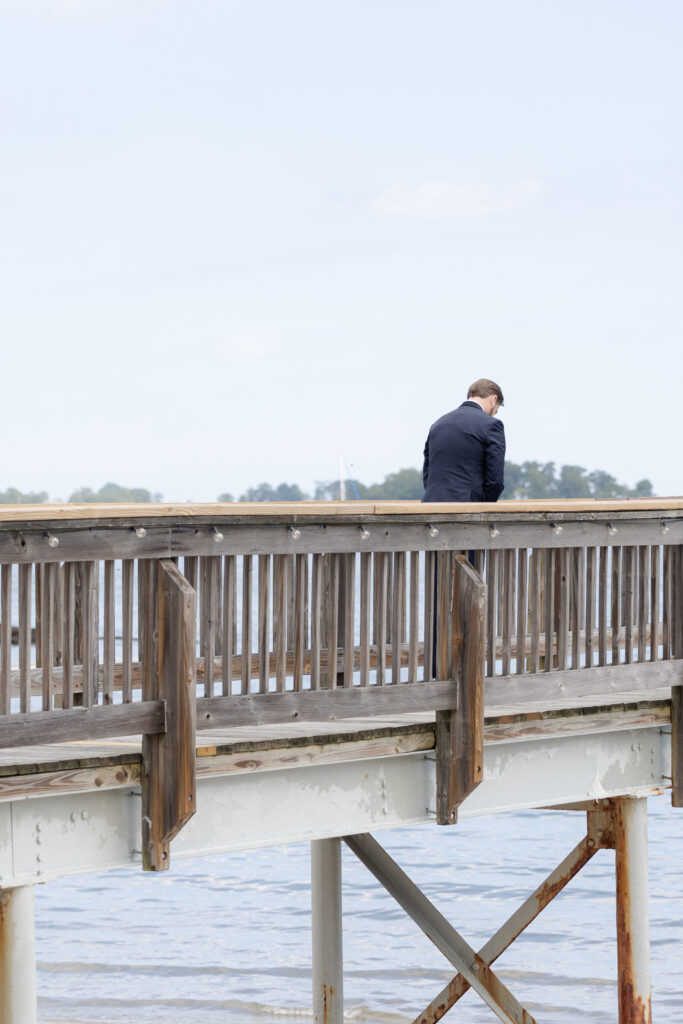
[371,178,541,219]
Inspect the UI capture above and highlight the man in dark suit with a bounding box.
[422,379,505,501]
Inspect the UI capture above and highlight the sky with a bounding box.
[2,0,682,501]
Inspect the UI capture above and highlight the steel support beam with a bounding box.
[311,838,344,1024]
[345,832,535,1024]
[614,798,652,1024]
[0,885,37,1024]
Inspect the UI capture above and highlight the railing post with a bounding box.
[435,555,486,825]
[142,559,197,871]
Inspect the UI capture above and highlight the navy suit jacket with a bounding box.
[422,401,506,502]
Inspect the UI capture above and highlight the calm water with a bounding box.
[36,797,683,1023]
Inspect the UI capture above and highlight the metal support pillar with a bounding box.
[0,885,37,1024]
[311,838,344,1024]
[613,797,652,1024]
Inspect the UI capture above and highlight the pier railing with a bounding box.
[0,499,681,862]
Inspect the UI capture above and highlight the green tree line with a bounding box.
[0,464,654,505]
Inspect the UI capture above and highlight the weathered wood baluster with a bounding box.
[41,563,57,710]
[663,546,672,659]
[611,546,622,665]
[310,553,323,690]
[375,552,388,685]
[556,549,569,671]
[286,555,296,654]
[222,555,236,695]
[585,547,596,669]
[343,553,356,688]
[529,549,541,673]
[327,554,340,686]
[423,551,436,682]
[121,560,134,703]
[501,549,514,675]
[485,550,499,677]
[543,549,554,673]
[391,551,405,683]
[35,565,43,668]
[0,565,11,715]
[515,548,527,674]
[638,546,648,662]
[408,551,419,684]
[62,563,76,709]
[103,560,115,705]
[598,546,608,667]
[201,557,219,697]
[258,554,271,694]
[436,551,452,682]
[650,546,660,662]
[293,553,306,691]
[241,555,253,695]
[623,546,634,665]
[81,561,99,708]
[19,564,32,714]
[571,548,584,669]
[359,552,371,687]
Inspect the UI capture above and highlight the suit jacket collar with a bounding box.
[461,400,484,411]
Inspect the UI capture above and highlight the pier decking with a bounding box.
[0,499,682,1023]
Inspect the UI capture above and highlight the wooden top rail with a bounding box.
[0,497,682,526]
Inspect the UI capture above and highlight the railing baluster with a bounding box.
[272,554,286,693]
[103,560,115,705]
[529,549,541,673]
[391,551,405,683]
[62,562,75,710]
[486,550,498,677]
[81,561,98,708]
[663,546,672,659]
[436,551,451,681]
[293,553,306,691]
[41,563,56,707]
[258,554,271,695]
[501,549,514,675]
[344,553,356,688]
[543,549,554,673]
[359,552,371,687]
[638,546,648,662]
[241,555,253,695]
[598,546,608,667]
[122,559,134,703]
[585,547,596,669]
[571,548,583,669]
[19,564,32,713]
[516,548,527,674]
[222,555,236,695]
[650,545,660,662]
[424,551,436,682]
[408,551,419,684]
[375,552,388,685]
[611,546,621,665]
[557,549,569,671]
[623,546,634,665]
[327,554,340,686]
[1,565,12,715]
[311,553,323,690]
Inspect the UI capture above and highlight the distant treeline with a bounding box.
[0,464,654,506]
[220,462,654,502]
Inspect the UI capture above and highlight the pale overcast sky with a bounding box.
[2,1,681,500]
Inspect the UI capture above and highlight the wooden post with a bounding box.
[142,559,197,871]
[435,555,486,825]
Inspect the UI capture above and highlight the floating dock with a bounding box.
[1,498,682,1023]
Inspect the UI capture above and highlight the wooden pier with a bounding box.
[0,498,682,1023]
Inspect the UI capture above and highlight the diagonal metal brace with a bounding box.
[412,833,599,1023]
[344,832,536,1024]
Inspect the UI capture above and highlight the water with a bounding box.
[35,797,683,1023]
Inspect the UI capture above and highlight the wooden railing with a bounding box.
[0,499,682,862]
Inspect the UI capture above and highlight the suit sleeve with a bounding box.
[483,420,506,501]
[422,435,430,489]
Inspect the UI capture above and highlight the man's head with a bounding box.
[467,378,504,417]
